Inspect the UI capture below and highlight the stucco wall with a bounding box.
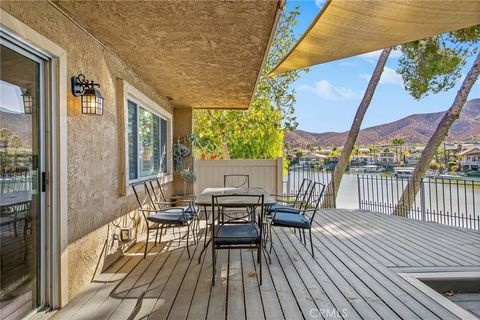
[173,108,194,195]
[0,1,182,302]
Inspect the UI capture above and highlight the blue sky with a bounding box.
[286,0,480,133]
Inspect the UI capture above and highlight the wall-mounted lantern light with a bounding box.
[22,89,33,114]
[71,74,104,115]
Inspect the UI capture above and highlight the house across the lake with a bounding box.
[459,146,480,172]
[298,152,327,166]
[378,150,400,166]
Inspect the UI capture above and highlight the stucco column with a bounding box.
[173,108,193,195]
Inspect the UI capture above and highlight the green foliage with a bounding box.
[329,147,340,158]
[173,140,191,171]
[173,135,197,183]
[398,25,480,99]
[0,129,29,173]
[392,138,405,146]
[368,145,380,154]
[430,161,443,170]
[193,6,307,160]
[179,168,196,183]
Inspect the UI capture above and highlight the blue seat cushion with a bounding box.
[268,204,300,214]
[272,212,310,229]
[163,206,198,215]
[147,211,189,224]
[214,224,261,245]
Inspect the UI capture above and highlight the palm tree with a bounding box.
[322,48,393,207]
[369,145,380,163]
[392,138,406,165]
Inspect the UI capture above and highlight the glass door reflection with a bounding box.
[0,43,43,320]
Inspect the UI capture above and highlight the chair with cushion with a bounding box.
[268,178,312,214]
[132,181,194,259]
[149,178,199,239]
[211,194,264,285]
[224,174,250,188]
[269,182,325,257]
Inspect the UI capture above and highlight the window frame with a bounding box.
[122,81,173,190]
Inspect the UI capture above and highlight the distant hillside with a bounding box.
[0,108,32,145]
[285,98,480,147]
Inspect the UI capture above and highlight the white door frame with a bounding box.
[1,9,69,309]
[1,34,48,310]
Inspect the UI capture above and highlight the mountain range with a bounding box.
[0,107,32,145]
[285,98,480,147]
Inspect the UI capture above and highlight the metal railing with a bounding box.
[357,174,480,230]
[283,165,336,207]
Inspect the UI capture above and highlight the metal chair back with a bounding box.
[295,178,313,209]
[303,182,326,222]
[224,174,250,188]
[132,182,157,223]
[210,193,264,285]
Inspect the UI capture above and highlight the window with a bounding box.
[128,99,168,181]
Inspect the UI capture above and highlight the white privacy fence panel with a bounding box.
[193,158,283,195]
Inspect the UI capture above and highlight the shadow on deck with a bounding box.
[51,209,480,320]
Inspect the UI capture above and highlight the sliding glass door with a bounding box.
[0,40,44,320]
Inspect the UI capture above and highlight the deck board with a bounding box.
[241,249,265,320]
[341,210,479,265]
[312,214,454,319]
[51,209,480,320]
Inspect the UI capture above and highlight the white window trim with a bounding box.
[121,80,173,194]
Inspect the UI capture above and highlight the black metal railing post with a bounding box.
[420,179,426,222]
[357,174,362,210]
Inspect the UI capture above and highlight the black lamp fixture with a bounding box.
[21,88,33,114]
[71,74,104,115]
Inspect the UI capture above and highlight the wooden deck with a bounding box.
[51,209,480,320]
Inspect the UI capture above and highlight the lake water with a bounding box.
[284,170,480,229]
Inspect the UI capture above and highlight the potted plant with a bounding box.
[173,134,198,195]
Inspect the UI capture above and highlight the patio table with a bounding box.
[195,187,276,207]
[195,187,276,263]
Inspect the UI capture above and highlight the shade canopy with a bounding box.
[268,0,480,77]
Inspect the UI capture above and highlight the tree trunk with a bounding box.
[393,51,480,216]
[322,47,392,207]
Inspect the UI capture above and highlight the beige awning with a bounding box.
[268,0,480,77]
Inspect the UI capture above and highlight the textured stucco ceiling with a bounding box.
[55,0,281,109]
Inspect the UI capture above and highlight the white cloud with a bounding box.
[358,66,403,86]
[298,80,360,101]
[339,61,356,67]
[380,67,403,85]
[315,0,327,9]
[359,73,371,82]
[358,49,402,62]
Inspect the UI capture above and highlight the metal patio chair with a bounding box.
[268,178,313,214]
[224,174,250,188]
[211,194,264,285]
[268,182,325,257]
[132,181,194,259]
[149,177,200,240]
